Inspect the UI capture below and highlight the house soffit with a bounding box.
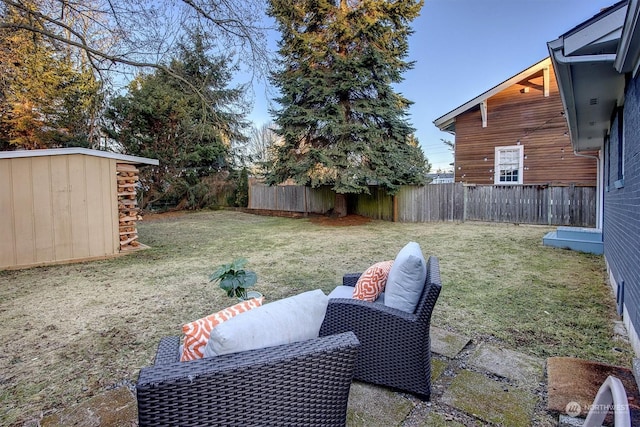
[548,1,629,152]
[433,57,552,133]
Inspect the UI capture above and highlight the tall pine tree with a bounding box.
[266,0,429,195]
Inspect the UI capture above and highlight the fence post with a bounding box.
[547,187,552,225]
[463,184,468,222]
[392,195,398,222]
[275,186,278,211]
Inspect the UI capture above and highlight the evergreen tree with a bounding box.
[233,167,250,207]
[0,3,101,150]
[266,0,429,195]
[104,33,249,210]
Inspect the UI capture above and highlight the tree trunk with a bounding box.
[334,193,348,218]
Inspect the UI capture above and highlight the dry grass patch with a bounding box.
[0,210,633,425]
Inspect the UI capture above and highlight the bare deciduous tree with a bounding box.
[231,122,279,175]
[0,0,271,85]
[248,122,278,165]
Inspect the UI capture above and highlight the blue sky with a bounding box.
[245,0,619,171]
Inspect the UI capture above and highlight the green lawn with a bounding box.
[0,210,632,425]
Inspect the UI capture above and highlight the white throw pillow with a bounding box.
[203,289,329,357]
[384,242,427,313]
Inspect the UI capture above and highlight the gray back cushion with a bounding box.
[384,242,427,313]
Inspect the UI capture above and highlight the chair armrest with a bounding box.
[321,297,417,336]
[343,273,362,287]
[153,335,181,365]
[137,331,360,427]
[139,331,360,385]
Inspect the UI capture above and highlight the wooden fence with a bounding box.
[463,184,596,225]
[249,183,597,227]
[249,185,335,213]
[397,183,462,222]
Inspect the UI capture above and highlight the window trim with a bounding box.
[494,145,524,185]
[615,106,625,189]
[605,134,611,192]
[618,106,625,180]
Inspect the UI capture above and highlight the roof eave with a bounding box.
[615,0,640,74]
[435,118,456,134]
[433,57,553,131]
[548,3,629,152]
[0,148,159,165]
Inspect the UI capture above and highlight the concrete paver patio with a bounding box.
[39,325,557,427]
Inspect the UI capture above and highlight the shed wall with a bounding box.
[0,154,119,269]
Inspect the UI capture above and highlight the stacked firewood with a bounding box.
[117,164,142,250]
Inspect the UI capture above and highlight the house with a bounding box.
[547,0,640,355]
[433,58,598,186]
[0,148,158,270]
[426,173,454,184]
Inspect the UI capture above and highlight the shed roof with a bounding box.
[433,57,552,133]
[0,148,159,165]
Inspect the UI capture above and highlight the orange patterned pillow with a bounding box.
[353,261,394,302]
[180,297,264,361]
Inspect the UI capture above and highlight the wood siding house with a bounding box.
[548,0,640,355]
[0,148,158,270]
[434,58,598,186]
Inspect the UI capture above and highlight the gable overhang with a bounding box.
[616,0,640,73]
[548,1,637,152]
[433,57,553,134]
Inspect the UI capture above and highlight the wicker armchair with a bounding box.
[319,256,442,400]
[136,331,360,427]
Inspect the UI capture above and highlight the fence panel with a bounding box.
[249,184,334,213]
[306,187,335,213]
[463,185,595,226]
[352,187,393,220]
[546,185,596,227]
[465,185,544,223]
[249,183,596,227]
[397,183,463,222]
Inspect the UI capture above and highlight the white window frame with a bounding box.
[494,145,524,185]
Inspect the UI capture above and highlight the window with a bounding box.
[494,145,523,185]
[611,106,625,189]
[605,134,611,191]
[618,107,625,181]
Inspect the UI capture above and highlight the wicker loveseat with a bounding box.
[319,256,442,400]
[136,331,360,427]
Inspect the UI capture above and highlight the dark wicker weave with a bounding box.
[137,331,360,426]
[319,256,442,400]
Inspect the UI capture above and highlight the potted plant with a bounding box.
[209,258,260,300]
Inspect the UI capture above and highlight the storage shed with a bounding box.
[0,148,159,270]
